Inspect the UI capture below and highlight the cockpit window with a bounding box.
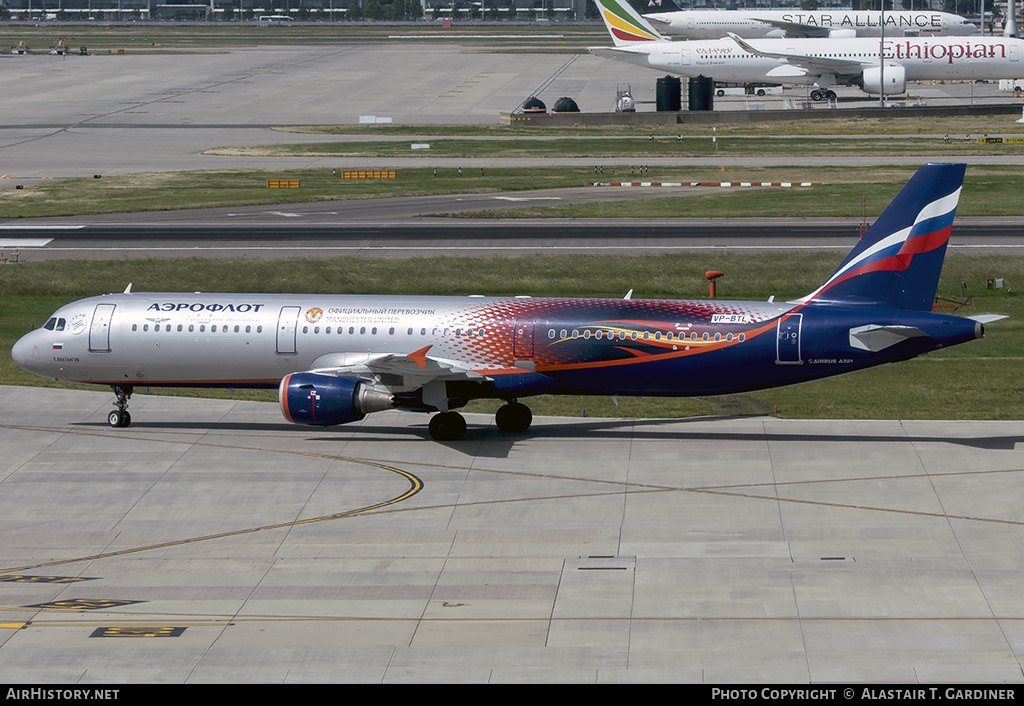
[43,318,57,331]
[55,318,66,332]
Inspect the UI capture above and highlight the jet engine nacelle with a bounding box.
[828,29,857,38]
[859,64,908,95]
[279,372,393,427]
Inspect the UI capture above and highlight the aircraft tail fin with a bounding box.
[795,163,965,311]
[594,0,666,45]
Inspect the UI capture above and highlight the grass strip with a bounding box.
[3,165,1022,218]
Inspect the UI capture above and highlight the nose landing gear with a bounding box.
[108,385,133,428]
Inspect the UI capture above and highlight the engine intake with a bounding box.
[279,373,393,427]
[858,65,907,95]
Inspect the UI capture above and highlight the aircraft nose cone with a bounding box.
[11,333,37,373]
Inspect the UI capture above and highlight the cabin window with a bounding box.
[408,328,414,335]
[143,325,149,332]
[560,329,567,339]
[372,327,378,335]
[132,324,137,331]
[178,325,183,332]
[246,325,251,333]
[360,327,366,335]
[738,333,745,342]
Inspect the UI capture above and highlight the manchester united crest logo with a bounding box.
[305,307,323,324]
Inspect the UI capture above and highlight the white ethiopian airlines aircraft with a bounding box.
[594,0,1023,100]
[643,8,978,39]
[10,165,1004,442]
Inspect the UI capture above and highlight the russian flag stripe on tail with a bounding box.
[796,163,965,312]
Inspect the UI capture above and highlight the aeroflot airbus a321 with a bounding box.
[11,164,1003,441]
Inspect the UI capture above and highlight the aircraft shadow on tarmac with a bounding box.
[74,415,1024,459]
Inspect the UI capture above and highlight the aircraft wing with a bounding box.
[750,17,833,38]
[308,344,556,398]
[309,345,491,391]
[727,33,867,77]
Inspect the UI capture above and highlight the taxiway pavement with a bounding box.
[1,386,1023,682]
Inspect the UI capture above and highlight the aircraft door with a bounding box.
[513,321,534,359]
[88,303,115,352]
[776,314,803,364]
[1011,45,1020,63]
[276,306,300,355]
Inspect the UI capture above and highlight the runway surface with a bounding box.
[1,385,1023,683]
[2,217,1023,260]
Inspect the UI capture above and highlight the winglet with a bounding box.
[407,345,432,370]
[727,32,766,56]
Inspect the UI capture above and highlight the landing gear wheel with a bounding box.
[495,402,532,434]
[810,89,824,102]
[108,410,131,428]
[109,384,133,428]
[825,90,837,101]
[429,412,467,441]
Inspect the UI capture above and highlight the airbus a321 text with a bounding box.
[12,164,1003,441]
[593,0,1023,101]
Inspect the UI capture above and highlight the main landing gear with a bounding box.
[810,89,838,102]
[108,385,133,428]
[426,401,534,441]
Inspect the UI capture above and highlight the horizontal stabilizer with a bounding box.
[849,324,928,352]
[967,314,1009,324]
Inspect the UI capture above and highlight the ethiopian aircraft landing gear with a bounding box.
[108,385,133,428]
